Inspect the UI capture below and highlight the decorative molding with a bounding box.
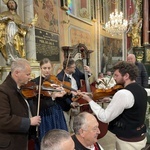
[60,0,68,10]
[91,0,96,22]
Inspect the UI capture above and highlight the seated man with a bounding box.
[72,112,104,150]
[96,71,116,89]
[41,129,74,150]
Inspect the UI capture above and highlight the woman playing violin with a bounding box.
[28,58,69,150]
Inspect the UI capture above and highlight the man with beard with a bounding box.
[0,0,31,65]
[57,58,92,132]
[80,61,147,150]
[72,112,104,150]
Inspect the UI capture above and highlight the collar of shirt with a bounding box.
[65,73,78,90]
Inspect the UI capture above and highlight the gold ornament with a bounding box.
[30,14,38,26]
[2,0,9,5]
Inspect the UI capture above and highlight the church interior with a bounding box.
[0,0,150,150]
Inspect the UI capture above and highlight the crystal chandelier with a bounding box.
[105,9,128,36]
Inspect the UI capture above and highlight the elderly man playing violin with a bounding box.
[79,61,147,150]
[28,58,74,150]
[0,58,41,150]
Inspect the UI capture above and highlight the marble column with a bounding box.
[24,0,37,61]
[143,0,149,45]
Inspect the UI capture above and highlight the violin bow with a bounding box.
[36,69,42,138]
[106,73,114,87]
[62,53,71,83]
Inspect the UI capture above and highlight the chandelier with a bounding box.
[105,9,128,36]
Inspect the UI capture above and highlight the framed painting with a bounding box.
[99,0,105,24]
[91,0,96,21]
[60,0,69,10]
[100,35,122,72]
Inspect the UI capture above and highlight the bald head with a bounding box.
[127,54,136,64]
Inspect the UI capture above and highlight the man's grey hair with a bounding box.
[41,129,71,150]
[11,58,30,73]
[73,112,89,134]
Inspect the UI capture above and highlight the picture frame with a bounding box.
[100,35,122,72]
[60,0,69,10]
[35,28,60,62]
[100,0,105,24]
[91,0,96,21]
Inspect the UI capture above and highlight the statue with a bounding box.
[127,18,142,47]
[0,0,37,65]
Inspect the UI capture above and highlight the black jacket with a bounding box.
[135,62,148,88]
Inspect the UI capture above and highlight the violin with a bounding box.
[45,75,78,94]
[20,81,62,99]
[92,84,123,101]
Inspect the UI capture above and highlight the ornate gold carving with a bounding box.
[79,8,89,18]
[135,50,144,62]
[2,0,9,5]
[127,18,142,47]
[146,49,150,62]
[30,14,38,26]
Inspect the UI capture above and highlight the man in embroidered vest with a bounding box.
[80,61,147,150]
[72,112,104,150]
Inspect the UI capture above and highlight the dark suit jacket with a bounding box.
[72,135,102,150]
[135,62,148,88]
[0,73,30,150]
[56,68,86,111]
[57,68,85,89]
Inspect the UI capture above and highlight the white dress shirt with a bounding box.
[66,74,78,90]
[87,143,104,150]
[89,89,135,123]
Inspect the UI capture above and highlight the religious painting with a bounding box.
[33,0,59,33]
[69,26,91,49]
[105,0,116,23]
[100,35,122,73]
[67,0,94,22]
[60,0,69,10]
[78,0,91,20]
[100,0,121,25]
